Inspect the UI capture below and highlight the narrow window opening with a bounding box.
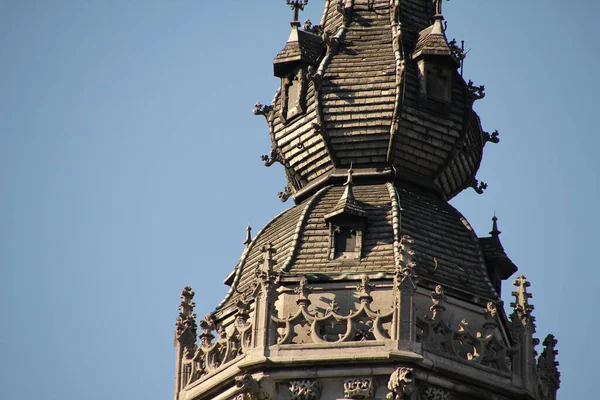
[427,65,449,102]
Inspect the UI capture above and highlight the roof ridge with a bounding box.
[216,207,294,311]
[279,185,331,273]
[386,182,402,269]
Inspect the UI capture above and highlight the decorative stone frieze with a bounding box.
[386,367,414,400]
[343,378,373,399]
[289,379,321,400]
[419,386,449,400]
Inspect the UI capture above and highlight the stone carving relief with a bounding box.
[289,379,321,400]
[344,378,373,399]
[387,367,414,400]
[416,286,513,373]
[272,276,393,345]
[420,386,449,400]
[232,374,270,400]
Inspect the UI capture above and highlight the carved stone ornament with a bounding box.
[395,235,417,289]
[420,386,449,400]
[289,379,321,400]
[386,367,415,400]
[278,185,292,202]
[234,374,270,400]
[344,377,373,399]
[175,286,197,343]
[271,278,392,344]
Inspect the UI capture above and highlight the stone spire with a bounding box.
[173,2,559,399]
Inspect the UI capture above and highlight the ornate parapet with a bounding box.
[271,276,393,345]
[416,285,513,373]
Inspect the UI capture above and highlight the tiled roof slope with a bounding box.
[273,30,323,67]
[265,0,488,202]
[321,3,396,166]
[216,183,498,315]
[413,26,454,58]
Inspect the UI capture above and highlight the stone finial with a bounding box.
[175,286,197,342]
[256,243,277,287]
[235,296,251,327]
[294,277,313,305]
[386,367,415,400]
[198,313,216,347]
[341,164,356,202]
[538,334,561,397]
[510,274,535,325]
[490,214,501,237]
[356,274,376,303]
[244,225,252,247]
[344,378,373,399]
[289,379,321,400]
[396,235,417,288]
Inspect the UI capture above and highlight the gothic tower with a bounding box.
[174,1,560,399]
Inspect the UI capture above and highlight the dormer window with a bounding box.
[330,224,362,260]
[417,60,453,107]
[426,64,451,102]
[324,167,367,261]
[412,14,460,112]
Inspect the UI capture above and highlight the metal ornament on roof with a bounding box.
[286,0,308,27]
[433,0,450,16]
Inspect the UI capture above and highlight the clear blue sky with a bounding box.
[1,1,597,399]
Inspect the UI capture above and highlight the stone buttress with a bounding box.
[173,1,560,400]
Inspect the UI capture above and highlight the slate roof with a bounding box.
[216,183,498,315]
[267,0,488,202]
[273,29,324,68]
[413,26,452,58]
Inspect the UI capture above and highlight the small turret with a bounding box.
[479,214,518,294]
